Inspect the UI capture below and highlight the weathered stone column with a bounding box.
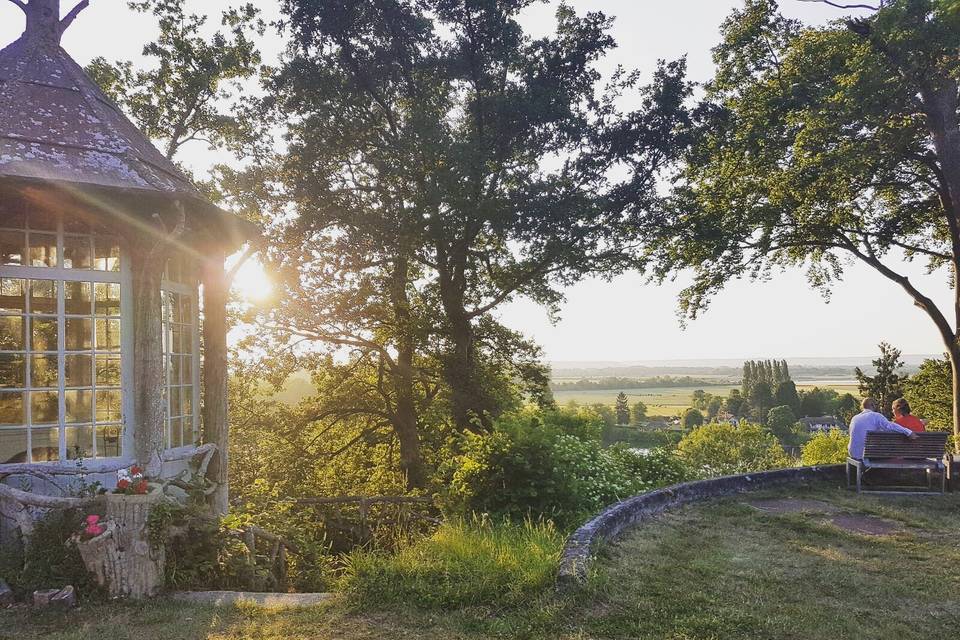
[201,248,230,515]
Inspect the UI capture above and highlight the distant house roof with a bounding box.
[799,416,846,428]
[0,35,199,196]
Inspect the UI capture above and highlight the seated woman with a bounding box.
[892,398,925,433]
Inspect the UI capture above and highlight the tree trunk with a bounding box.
[442,307,491,434]
[75,491,165,599]
[201,249,230,515]
[921,79,960,451]
[131,246,166,477]
[390,255,425,489]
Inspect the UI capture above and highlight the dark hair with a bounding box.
[892,397,911,416]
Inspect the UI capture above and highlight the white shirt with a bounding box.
[847,410,913,459]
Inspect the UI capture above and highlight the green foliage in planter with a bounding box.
[339,517,563,610]
[0,508,104,600]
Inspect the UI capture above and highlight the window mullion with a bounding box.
[57,221,66,460]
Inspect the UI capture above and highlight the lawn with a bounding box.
[4,483,958,639]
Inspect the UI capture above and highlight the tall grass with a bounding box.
[339,517,563,610]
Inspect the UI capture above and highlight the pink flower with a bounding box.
[85,515,100,526]
[84,524,104,537]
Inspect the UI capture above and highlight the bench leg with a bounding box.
[927,468,932,490]
[856,465,862,493]
[846,462,851,488]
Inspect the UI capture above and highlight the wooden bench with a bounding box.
[846,431,951,494]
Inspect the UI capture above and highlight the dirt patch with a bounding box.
[829,514,900,536]
[745,498,840,514]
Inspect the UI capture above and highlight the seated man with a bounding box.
[892,397,925,432]
[848,397,917,459]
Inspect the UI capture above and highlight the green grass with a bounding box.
[339,518,564,609]
[5,483,959,639]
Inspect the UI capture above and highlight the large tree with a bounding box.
[649,0,960,450]
[272,0,688,433]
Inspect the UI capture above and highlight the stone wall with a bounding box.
[557,464,845,587]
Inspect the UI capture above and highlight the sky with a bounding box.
[1,0,951,363]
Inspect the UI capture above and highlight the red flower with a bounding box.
[134,479,148,495]
[85,514,100,525]
[117,478,130,491]
[129,465,143,476]
[84,524,104,537]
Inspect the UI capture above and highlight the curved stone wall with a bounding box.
[557,464,845,587]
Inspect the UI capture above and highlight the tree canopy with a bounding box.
[650,0,960,447]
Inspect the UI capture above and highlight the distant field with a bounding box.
[553,382,859,417]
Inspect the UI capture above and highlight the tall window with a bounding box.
[162,256,199,449]
[0,211,123,464]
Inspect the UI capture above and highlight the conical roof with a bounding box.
[0,28,200,196]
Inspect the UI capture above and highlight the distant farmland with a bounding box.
[552,383,859,417]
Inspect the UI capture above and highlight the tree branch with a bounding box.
[60,0,90,32]
[797,0,881,9]
[5,0,25,10]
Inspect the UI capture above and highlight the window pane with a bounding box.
[0,208,26,229]
[94,283,121,316]
[28,232,57,267]
[169,417,183,448]
[0,317,24,351]
[0,391,24,425]
[94,237,120,272]
[95,319,121,351]
[65,390,92,424]
[31,318,57,351]
[96,424,122,458]
[181,355,192,382]
[28,211,58,231]
[30,426,59,462]
[64,281,92,315]
[169,386,181,417]
[0,278,26,313]
[30,390,59,424]
[29,280,57,314]
[30,354,58,387]
[63,235,92,269]
[0,354,24,388]
[95,355,120,386]
[65,318,92,351]
[181,386,192,417]
[0,230,24,265]
[0,427,28,464]
[65,425,94,460]
[95,389,121,422]
[65,354,92,387]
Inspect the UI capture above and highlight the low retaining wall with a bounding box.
[557,464,845,587]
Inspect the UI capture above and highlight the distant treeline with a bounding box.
[550,376,736,391]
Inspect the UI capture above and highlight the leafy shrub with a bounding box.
[0,508,104,599]
[444,410,651,527]
[800,429,849,466]
[340,518,563,610]
[443,409,692,527]
[608,445,690,488]
[677,422,793,477]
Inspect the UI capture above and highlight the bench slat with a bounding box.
[862,432,948,460]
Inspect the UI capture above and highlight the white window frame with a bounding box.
[160,270,201,456]
[0,217,134,470]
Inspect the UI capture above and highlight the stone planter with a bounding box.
[75,488,165,599]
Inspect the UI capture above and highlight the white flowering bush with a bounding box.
[443,408,690,527]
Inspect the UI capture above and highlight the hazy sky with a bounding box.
[2,0,950,362]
